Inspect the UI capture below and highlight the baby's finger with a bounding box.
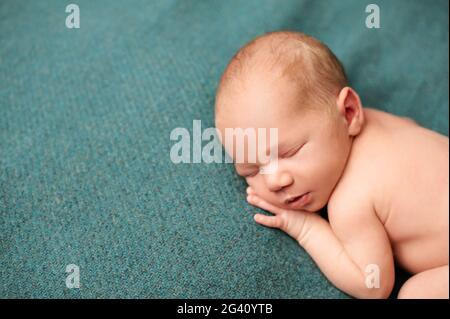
[247,195,284,215]
[254,214,283,229]
[246,186,256,195]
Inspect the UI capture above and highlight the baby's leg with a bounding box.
[398,265,449,299]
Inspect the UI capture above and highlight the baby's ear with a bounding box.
[335,87,364,136]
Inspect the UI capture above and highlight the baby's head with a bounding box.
[215,31,364,212]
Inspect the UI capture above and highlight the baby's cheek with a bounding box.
[247,178,271,200]
[246,177,261,192]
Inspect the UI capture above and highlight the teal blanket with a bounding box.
[0,0,448,298]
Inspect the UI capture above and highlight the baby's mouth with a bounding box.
[284,192,311,207]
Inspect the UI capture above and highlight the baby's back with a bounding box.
[344,108,449,274]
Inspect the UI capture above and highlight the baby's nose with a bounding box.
[266,171,294,192]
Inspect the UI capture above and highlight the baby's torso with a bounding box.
[330,108,449,274]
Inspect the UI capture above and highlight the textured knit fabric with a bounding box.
[0,0,448,298]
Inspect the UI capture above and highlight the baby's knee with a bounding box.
[397,280,420,299]
[398,266,449,299]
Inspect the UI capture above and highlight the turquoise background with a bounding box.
[0,0,448,298]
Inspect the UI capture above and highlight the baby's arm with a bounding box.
[246,188,395,298]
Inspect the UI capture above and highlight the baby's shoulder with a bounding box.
[327,171,376,224]
[327,111,386,222]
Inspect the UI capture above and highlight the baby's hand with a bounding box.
[246,187,314,243]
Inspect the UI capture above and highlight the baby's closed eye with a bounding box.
[279,142,306,159]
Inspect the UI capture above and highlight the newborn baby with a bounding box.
[214,31,449,298]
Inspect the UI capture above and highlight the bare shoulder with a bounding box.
[327,177,375,231]
[328,106,448,229]
[364,107,418,126]
[326,107,395,225]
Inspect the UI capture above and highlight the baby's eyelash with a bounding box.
[280,142,305,158]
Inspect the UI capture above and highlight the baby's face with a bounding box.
[216,72,352,212]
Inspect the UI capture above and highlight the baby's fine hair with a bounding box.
[216,31,348,114]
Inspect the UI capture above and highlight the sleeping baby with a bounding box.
[214,31,449,298]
